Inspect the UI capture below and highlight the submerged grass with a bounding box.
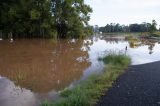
[42,54,131,106]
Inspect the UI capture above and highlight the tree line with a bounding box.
[99,20,158,34]
[0,0,93,39]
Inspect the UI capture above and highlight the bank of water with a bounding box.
[0,36,160,106]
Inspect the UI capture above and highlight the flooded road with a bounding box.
[0,36,160,106]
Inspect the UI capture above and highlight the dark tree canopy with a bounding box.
[0,0,93,38]
[99,23,130,33]
[99,22,156,33]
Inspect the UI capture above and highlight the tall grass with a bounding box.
[42,54,131,106]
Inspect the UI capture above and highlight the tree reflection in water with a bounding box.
[0,39,91,93]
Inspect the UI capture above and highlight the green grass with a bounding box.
[42,54,131,106]
[102,32,142,36]
[125,35,138,41]
[102,31,160,38]
[152,31,160,37]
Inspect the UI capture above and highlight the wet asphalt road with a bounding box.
[97,61,160,106]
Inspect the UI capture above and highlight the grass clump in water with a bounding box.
[98,54,131,67]
[42,54,131,106]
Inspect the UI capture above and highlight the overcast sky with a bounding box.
[85,0,160,27]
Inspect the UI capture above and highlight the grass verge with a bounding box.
[42,54,131,106]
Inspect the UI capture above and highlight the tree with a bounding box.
[51,0,92,38]
[99,22,155,33]
[149,20,157,34]
[1,0,56,38]
[0,0,93,38]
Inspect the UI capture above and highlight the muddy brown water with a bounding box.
[0,36,160,106]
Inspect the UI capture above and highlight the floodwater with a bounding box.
[0,36,160,106]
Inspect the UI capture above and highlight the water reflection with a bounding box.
[0,76,58,106]
[100,36,160,64]
[127,38,158,55]
[0,36,160,106]
[0,39,91,93]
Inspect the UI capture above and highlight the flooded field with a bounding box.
[0,36,160,106]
